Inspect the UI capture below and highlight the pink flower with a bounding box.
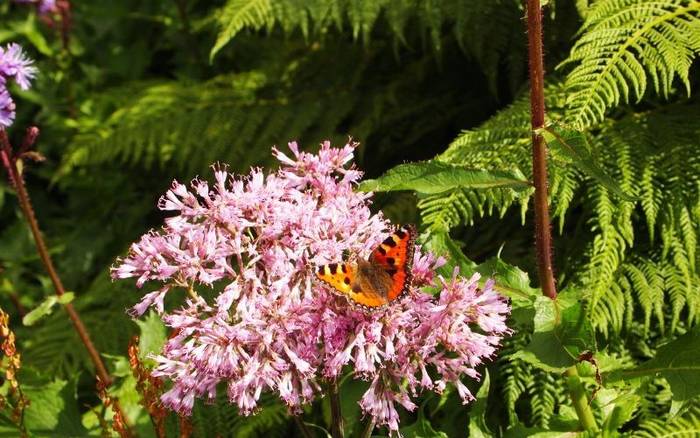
[114,141,511,433]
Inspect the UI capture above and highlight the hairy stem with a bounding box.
[525,1,598,433]
[565,367,599,432]
[0,128,131,436]
[526,0,557,300]
[329,378,345,438]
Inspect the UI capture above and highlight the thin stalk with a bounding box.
[565,367,599,432]
[360,419,375,438]
[526,0,557,300]
[328,379,345,438]
[293,416,315,438]
[0,128,131,436]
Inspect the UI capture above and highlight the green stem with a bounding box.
[565,367,598,432]
[328,379,345,438]
[293,416,314,438]
[360,419,375,438]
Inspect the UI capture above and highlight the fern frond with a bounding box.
[632,400,700,437]
[211,0,276,58]
[61,73,350,176]
[527,371,564,428]
[433,88,700,336]
[209,0,527,91]
[561,0,700,127]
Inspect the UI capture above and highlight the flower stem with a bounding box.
[0,128,132,437]
[565,367,598,432]
[293,415,314,438]
[360,419,375,438]
[328,378,345,438]
[526,0,557,300]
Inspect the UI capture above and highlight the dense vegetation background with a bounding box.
[0,0,699,436]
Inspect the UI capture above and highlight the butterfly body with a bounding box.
[316,225,416,310]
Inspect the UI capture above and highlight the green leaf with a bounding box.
[135,311,167,361]
[504,424,585,437]
[607,328,700,409]
[421,231,476,278]
[339,378,369,436]
[468,370,492,438]
[475,257,539,326]
[56,292,75,305]
[598,390,639,433]
[513,289,595,372]
[357,161,531,194]
[422,233,538,325]
[21,371,87,437]
[400,408,448,438]
[538,126,635,201]
[22,293,74,326]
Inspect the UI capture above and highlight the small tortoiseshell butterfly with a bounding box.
[316,225,416,310]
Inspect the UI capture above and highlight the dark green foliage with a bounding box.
[0,0,699,436]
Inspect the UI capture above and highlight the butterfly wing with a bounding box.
[368,224,416,302]
[316,263,387,308]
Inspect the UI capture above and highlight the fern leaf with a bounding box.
[632,401,700,437]
[211,0,275,59]
[561,0,700,127]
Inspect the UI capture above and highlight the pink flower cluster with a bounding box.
[113,141,510,432]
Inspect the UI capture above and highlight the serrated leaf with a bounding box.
[135,311,167,361]
[607,328,700,409]
[513,289,595,372]
[358,161,530,194]
[538,126,635,201]
[600,391,639,432]
[21,371,87,437]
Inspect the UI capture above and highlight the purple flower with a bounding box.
[0,43,36,129]
[13,0,57,16]
[114,141,511,432]
[0,43,37,90]
[0,89,16,128]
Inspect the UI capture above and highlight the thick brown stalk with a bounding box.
[525,1,598,432]
[0,128,131,436]
[526,0,557,300]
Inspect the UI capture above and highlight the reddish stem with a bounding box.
[0,128,132,436]
[526,0,557,300]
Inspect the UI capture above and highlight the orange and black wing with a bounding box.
[368,224,416,302]
[316,263,387,308]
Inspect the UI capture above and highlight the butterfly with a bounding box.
[316,225,416,310]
